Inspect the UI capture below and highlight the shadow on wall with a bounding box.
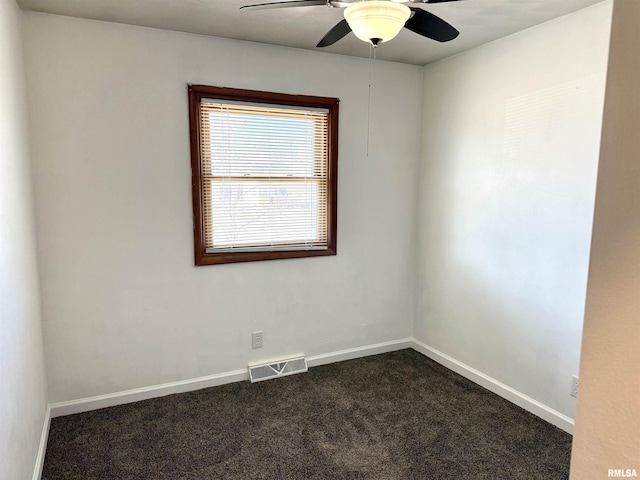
[416,76,604,418]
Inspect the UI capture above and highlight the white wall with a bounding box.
[23,13,422,403]
[415,2,612,420]
[0,0,48,478]
[571,0,640,476]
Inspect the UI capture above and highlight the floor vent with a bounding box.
[249,355,307,383]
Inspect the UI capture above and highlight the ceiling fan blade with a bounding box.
[240,0,326,11]
[316,19,352,47]
[404,8,459,42]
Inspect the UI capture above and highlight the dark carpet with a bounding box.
[42,349,572,479]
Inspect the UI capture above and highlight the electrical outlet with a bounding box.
[252,331,263,349]
[571,375,578,398]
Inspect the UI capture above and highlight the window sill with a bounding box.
[195,247,336,266]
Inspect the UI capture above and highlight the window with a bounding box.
[188,85,339,265]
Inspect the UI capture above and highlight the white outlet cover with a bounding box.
[571,375,579,397]
[252,331,263,349]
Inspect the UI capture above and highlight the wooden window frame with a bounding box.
[188,85,339,266]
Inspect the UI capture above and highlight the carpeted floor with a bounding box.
[42,349,572,479]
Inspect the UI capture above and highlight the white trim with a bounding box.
[46,338,572,435]
[410,338,575,434]
[49,338,412,418]
[50,369,248,418]
[307,338,413,367]
[32,405,51,480]
[248,353,305,367]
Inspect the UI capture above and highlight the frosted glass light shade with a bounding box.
[344,1,411,44]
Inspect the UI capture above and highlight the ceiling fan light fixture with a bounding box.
[344,1,411,45]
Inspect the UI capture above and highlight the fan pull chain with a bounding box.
[367,44,376,157]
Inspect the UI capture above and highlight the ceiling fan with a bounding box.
[240,0,461,48]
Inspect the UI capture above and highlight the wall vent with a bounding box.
[248,355,307,383]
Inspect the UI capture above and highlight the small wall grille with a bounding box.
[248,356,307,383]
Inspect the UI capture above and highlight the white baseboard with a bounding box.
[49,338,413,418]
[307,337,413,367]
[410,339,575,434]
[32,405,51,480]
[46,338,572,436]
[50,369,249,418]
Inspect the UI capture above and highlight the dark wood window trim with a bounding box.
[188,85,339,266]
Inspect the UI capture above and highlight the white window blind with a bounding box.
[199,99,330,253]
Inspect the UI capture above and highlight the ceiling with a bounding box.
[17,0,605,65]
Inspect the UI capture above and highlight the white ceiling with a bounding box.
[17,0,605,65]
